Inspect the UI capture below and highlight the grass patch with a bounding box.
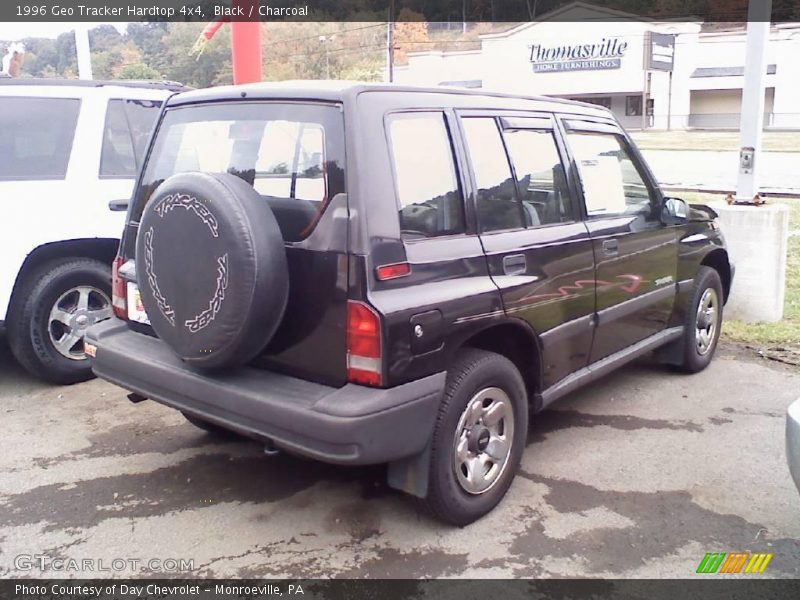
[675,192,800,347]
[631,130,800,153]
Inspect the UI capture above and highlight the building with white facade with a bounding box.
[392,2,800,130]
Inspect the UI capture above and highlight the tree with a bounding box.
[119,63,162,80]
[126,22,170,75]
[160,23,233,87]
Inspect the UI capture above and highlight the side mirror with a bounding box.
[108,199,129,212]
[663,197,689,222]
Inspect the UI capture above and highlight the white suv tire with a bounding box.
[8,257,112,384]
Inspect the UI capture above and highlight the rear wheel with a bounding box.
[676,266,724,373]
[8,258,112,385]
[423,349,528,526]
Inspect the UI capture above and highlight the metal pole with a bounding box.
[667,70,673,131]
[641,70,648,130]
[387,21,394,82]
[735,0,772,202]
[74,25,92,80]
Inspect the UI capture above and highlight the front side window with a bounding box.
[462,117,524,233]
[388,113,465,239]
[0,97,80,180]
[100,99,162,178]
[567,132,657,219]
[133,102,345,242]
[502,128,572,226]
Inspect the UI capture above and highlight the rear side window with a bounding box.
[387,113,465,239]
[132,102,345,242]
[100,99,162,178]
[461,117,524,233]
[0,97,80,180]
[502,128,573,226]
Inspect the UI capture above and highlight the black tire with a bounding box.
[7,257,112,385]
[182,413,237,437]
[136,172,289,370]
[423,349,528,526]
[676,266,724,373]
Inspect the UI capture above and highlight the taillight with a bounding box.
[375,262,411,281]
[346,300,382,387]
[111,256,127,319]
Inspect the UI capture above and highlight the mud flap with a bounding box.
[387,440,432,498]
[654,334,684,366]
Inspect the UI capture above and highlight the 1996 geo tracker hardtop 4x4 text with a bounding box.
[86,81,734,525]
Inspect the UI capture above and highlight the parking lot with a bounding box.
[1,335,798,579]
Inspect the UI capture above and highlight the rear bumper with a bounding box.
[87,319,445,465]
[788,398,800,493]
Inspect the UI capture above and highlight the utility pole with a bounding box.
[319,35,333,79]
[74,24,92,80]
[735,0,772,203]
[386,10,395,82]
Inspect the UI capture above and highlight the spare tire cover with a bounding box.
[136,172,288,369]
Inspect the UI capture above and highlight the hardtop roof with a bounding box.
[166,80,612,118]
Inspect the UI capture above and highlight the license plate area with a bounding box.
[126,282,150,325]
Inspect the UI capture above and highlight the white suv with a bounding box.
[0,79,182,384]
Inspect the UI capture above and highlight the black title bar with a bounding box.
[2,0,799,23]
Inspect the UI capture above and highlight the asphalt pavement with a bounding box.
[1,335,798,578]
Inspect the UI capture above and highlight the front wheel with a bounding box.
[676,266,724,373]
[8,258,112,385]
[423,349,528,526]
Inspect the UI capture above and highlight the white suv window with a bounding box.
[0,97,80,180]
[100,99,162,178]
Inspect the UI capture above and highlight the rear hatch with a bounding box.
[117,99,349,387]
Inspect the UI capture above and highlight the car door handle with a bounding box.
[602,239,619,256]
[503,254,527,275]
[108,199,129,212]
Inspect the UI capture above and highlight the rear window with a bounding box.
[100,99,163,178]
[0,96,80,180]
[132,102,345,242]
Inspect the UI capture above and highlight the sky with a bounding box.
[0,22,128,41]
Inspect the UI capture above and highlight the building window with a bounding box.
[575,97,612,109]
[626,95,643,116]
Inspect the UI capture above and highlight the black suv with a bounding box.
[87,82,733,525]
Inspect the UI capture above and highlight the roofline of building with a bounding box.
[478,1,660,40]
[404,49,483,59]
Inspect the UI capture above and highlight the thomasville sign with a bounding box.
[529,37,629,72]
